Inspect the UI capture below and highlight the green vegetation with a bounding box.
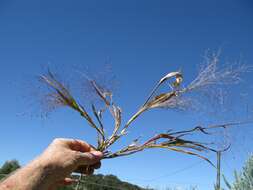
[69,174,152,190]
[223,155,253,190]
[0,160,20,180]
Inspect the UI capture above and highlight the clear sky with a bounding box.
[0,1,253,189]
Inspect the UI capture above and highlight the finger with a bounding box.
[59,177,78,185]
[74,161,101,173]
[91,161,101,169]
[66,139,91,152]
[74,165,87,173]
[89,144,97,151]
[86,167,94,175]
[48,186,58,190]
[76,151,103,165]
[48,177,77,190]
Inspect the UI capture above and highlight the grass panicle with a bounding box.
[38,52,252,167]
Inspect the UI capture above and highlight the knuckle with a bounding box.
[53,138,64,143]
[75,152,94,165]
[52,138,60,144]
[73,151,83,162]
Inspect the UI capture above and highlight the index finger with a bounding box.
[65,139,91,153]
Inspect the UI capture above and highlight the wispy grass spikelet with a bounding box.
[36,52,252,168]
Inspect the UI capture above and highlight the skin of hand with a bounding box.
[0,138,103,190]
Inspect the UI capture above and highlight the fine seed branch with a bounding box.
[38,52,251,166]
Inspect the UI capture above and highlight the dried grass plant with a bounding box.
[38,52,251,168]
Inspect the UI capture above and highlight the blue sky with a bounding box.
[0,0,253,189]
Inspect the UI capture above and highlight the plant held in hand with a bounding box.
[38,52,251,167]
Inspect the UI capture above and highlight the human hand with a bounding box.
[0,138,103,190]
[38,138,103,189]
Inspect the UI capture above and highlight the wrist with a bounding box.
[0,157,56,190]
[32,155,60,185]
[22,157,54,190]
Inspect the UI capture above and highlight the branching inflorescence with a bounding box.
[38,52,251,167]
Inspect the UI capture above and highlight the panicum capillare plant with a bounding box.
[37,51,252,167]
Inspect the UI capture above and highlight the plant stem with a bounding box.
[75,174,83,190]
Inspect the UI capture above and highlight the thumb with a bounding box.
[48,177,78,190]
[76,151,103,165]
[57,177,78,185]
